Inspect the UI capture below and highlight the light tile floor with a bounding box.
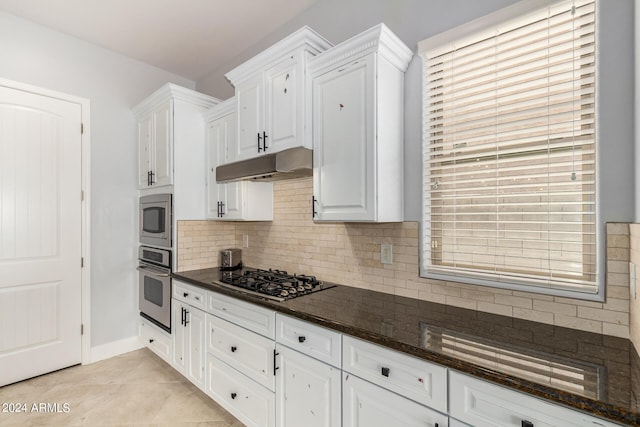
[0,348,244,427]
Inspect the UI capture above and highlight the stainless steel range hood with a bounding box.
[216,147,313,183]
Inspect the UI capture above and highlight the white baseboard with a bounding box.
[89,335,144,364]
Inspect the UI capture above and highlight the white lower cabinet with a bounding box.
[209,291,276,339]
[449,371,622,427]
[139,317,172,363]
[205,291,277,426]
[207,354,275,427]
[172,299,206,390]
[343,336,447,413]
[207,314,275,391]
[343,373,448,427]
[275,343,342,427]
[276,314,342,367]
[150,286,621,427]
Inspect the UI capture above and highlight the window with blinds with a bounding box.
[419,0,598,296]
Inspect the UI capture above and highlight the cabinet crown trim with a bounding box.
[133,83,220,117]
[225,26,332,86]
[203,97,236,122]
[309,23,413,75]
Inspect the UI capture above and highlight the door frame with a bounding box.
[0,77,91,365]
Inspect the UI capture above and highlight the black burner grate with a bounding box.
[217,268,332,300]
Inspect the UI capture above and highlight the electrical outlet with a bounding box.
[243,234,249,248]
[381,243,393,264]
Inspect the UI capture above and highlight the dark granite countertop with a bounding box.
[173,267,640,425]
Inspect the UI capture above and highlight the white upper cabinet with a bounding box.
[134,84,220,220]
[309,24,413,222]
[205,98,273,221]
[225,26,332,162]
[137,99,172,189]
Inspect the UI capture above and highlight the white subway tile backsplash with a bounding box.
[177,178,631,339]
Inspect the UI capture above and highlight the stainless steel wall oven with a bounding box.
[138,246,171,332]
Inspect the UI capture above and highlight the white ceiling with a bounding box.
[0,0,319,80]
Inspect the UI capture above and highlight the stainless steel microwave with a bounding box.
[140,193,172,247]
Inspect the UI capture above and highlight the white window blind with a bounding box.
[419,0,597,295]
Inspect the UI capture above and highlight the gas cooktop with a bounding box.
[213,268,335,301]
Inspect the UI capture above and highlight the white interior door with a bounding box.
[0,84,83,386]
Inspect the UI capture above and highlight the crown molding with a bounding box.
[225,26,332,86]
[133,83,220,117]
[203,96,235,122]
[309,23,413,76]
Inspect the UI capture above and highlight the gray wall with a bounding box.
[0,11,194,348]
[637,0,640,222]
[197,0,636,225]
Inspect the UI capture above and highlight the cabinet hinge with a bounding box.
[81,190,84,201]
[81,123,84,134]
[81,257,84,268]
[81,324,84,335]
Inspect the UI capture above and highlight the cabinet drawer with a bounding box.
[139,317,172,363]
[173,280,206,310]
[207,354,275,427]
[276,314,341,367]
[343,373,448,427]
[209,291,275,339]
[449,371,622,427]
[207,315,275,391]
[343,336,447,413]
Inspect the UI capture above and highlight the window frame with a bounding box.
[418,0,604,301]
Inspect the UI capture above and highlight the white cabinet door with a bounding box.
[152,99,173,187]
[172,301,188,375]
[310,24,411,222]
[234,58,303,162]
[186,306,206,389]
[205,109,273,221]
[275,344,341,427]
[234,74,263,161]
[172,300,206,390]
[226,28,328,163]
[264,55,302,154]
[222,179,244,220]
[343,373,448,427]
[312,55,375,221]
[218,113,245,219]
[137,113,153,188]
[206,115,225,219]
[137,99,173,189]
[135,84,219,201]
[206,112,243,220]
